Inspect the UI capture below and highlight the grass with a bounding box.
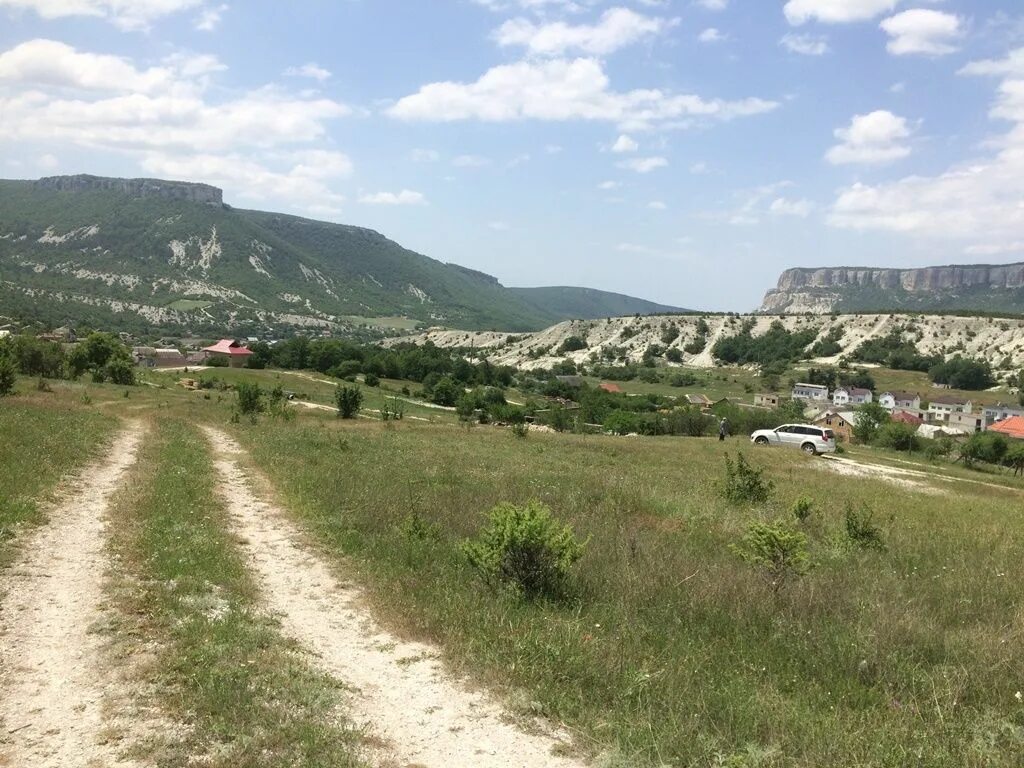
[234,416,1024,767]
[166,299,213,311]
[105,417,367,767]
[0,393,113,567]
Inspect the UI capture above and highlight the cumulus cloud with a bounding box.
[387,57,778,131]
[411,148,440,162]
[696,0,728,10]
[827,48,1024,253]
[825,110,912,165]
[358,189,426,205]
[880,10,961,56]
[780,33,829,55]
[648,200,667,210]
[769,197,813,217]
[453,154,491,167]
[0,0,209,30]
[617,156,667,173]
[194,2,226,31]
[597,180,619,189]
[494,7,671,56]
[284,62,331,82]
[610,134,638,152]
[698,27,725,43]
[784,0,897,26]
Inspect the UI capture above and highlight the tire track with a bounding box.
[202,426,586,768]
[0,421,146,768]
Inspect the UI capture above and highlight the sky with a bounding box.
[1,1,1024,312]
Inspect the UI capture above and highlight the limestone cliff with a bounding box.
[35,174,223,205]
[760,263,1024,314]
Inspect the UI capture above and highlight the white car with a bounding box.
[750,424,837,455]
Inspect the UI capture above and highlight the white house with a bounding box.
[982,402,1024,428]
[833,387,873,407]
[928,396,973,422]
[879,391,921,411]
[792,383,829,402]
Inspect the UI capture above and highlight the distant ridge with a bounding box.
[510,286,688,321]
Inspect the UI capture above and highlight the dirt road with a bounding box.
[0,422,146,768]
[202,426,586,768]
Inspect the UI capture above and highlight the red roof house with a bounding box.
[988,415,1024,440]
[202,339,253,368]
[892,410,924,426]
[599,382,624,394]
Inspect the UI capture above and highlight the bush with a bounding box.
[665,348,683,363]
[791,496,815,523]
[722,453,774,504]
[844,504,886,551]
[236,382,263,415]
[461,500,585,600]
[430,376,460,407]
[0,355,16,396]
[380,397,404,421]
[364,373,380,387]
[335,385,363,419]
[731,521,812,592]
[958,431,1009,468]
[106,358,136,386]
[874,422,919,452]
[557,336,588,354]
[206,354,229,368]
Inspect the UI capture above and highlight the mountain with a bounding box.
[509,286,687,321]
[0,175,679,336]
[760,264,1024,314]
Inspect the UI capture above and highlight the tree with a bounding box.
[0,354,16,396]
[928,356,995,390]
[853,401,891,444]
[335,385,363,419]
[430,376,460,407]
[731,522,812,593]
[236,382,263,415]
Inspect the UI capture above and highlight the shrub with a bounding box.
[430,376,460,407]
[874,422,919,452]
[106,358,136,386]
[557,335,588,354]
[380,397,404,421]
[844,505,886,551]
[510,421,529,439]
[236,382,263,415]
[0,355,16,396]
[722,453,774,504]
[206,354,229,368]
[335,385,363,419]
[791,496,815,523]
[665,348,683,363]
[364,373,380,387]
[461,501,585,600]
[731,522,812,592]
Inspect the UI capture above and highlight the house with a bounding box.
[38,326,76,343]
[599,382,624,394]
[133,347,187,368]
[833,387,873,406]
[813,410,855,442]
[202,339,254,368]
[947,411,983,433]
[927,396,973,422]
[918,423,969,439]
[879,391,921,411]
[555,375,584,388]
[982,403,1024,428]
[892,410,925,427]
[754,393,780,408]
[686,394,712,407]
[988,415,1024,440]
[792,383,829,402]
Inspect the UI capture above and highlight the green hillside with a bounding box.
[510,286,687,321]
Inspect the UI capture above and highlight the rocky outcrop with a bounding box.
[35,175,223,205]
[761,263,1024,313]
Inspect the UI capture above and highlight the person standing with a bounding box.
[719,417,729,442]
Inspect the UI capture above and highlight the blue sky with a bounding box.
[1,0,1023,311]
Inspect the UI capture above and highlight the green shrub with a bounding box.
[236,382,263,415]
[206,354,229,368]
[106,358,136,386]
[844,504,886,551]
[510,421,529,439]
[335,385,363,419]
[380,397,404,421]
[731,521,813,592]
[874,422,919,452]
[364,373,380,387]
[0,355,16,396]
[722,453,774,504]
[791,496,815,523]
[557,336,588,354]
[461,501,586,600]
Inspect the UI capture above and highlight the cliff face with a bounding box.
[35,174,223,205]
[761,263,1024,313]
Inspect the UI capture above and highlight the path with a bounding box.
[0,422,146,768]
[818,455,1024,496]
[202,426,586,768]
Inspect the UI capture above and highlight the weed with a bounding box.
[791,496,815,523]
[844,504,886,551]
[511,421,529,439]
[731,521,813,592]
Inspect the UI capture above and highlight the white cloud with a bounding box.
[411,148,440,162]
[37,152,58,169]
[544,143,563,153]
[827,48,1024,253]
[284,62,331,82]
[780,33,829,55]
[784,0,897,26]
[388,57,778,131]
[488,220,511,230]
[494,7,671,56]
[689,161,709,174]
[194,2,226,31]
[648,200,667,210]
[769,197,813,217]
[698,27,725,43]
[618,156,667,173]
[453,154,491,167]
[358,190,426,205]
[610,134,638,152]
[825,110,912,165]
[0,0,207,30]
[597,180,619,189]
[880,10,961,56]
[696,0,727,10]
